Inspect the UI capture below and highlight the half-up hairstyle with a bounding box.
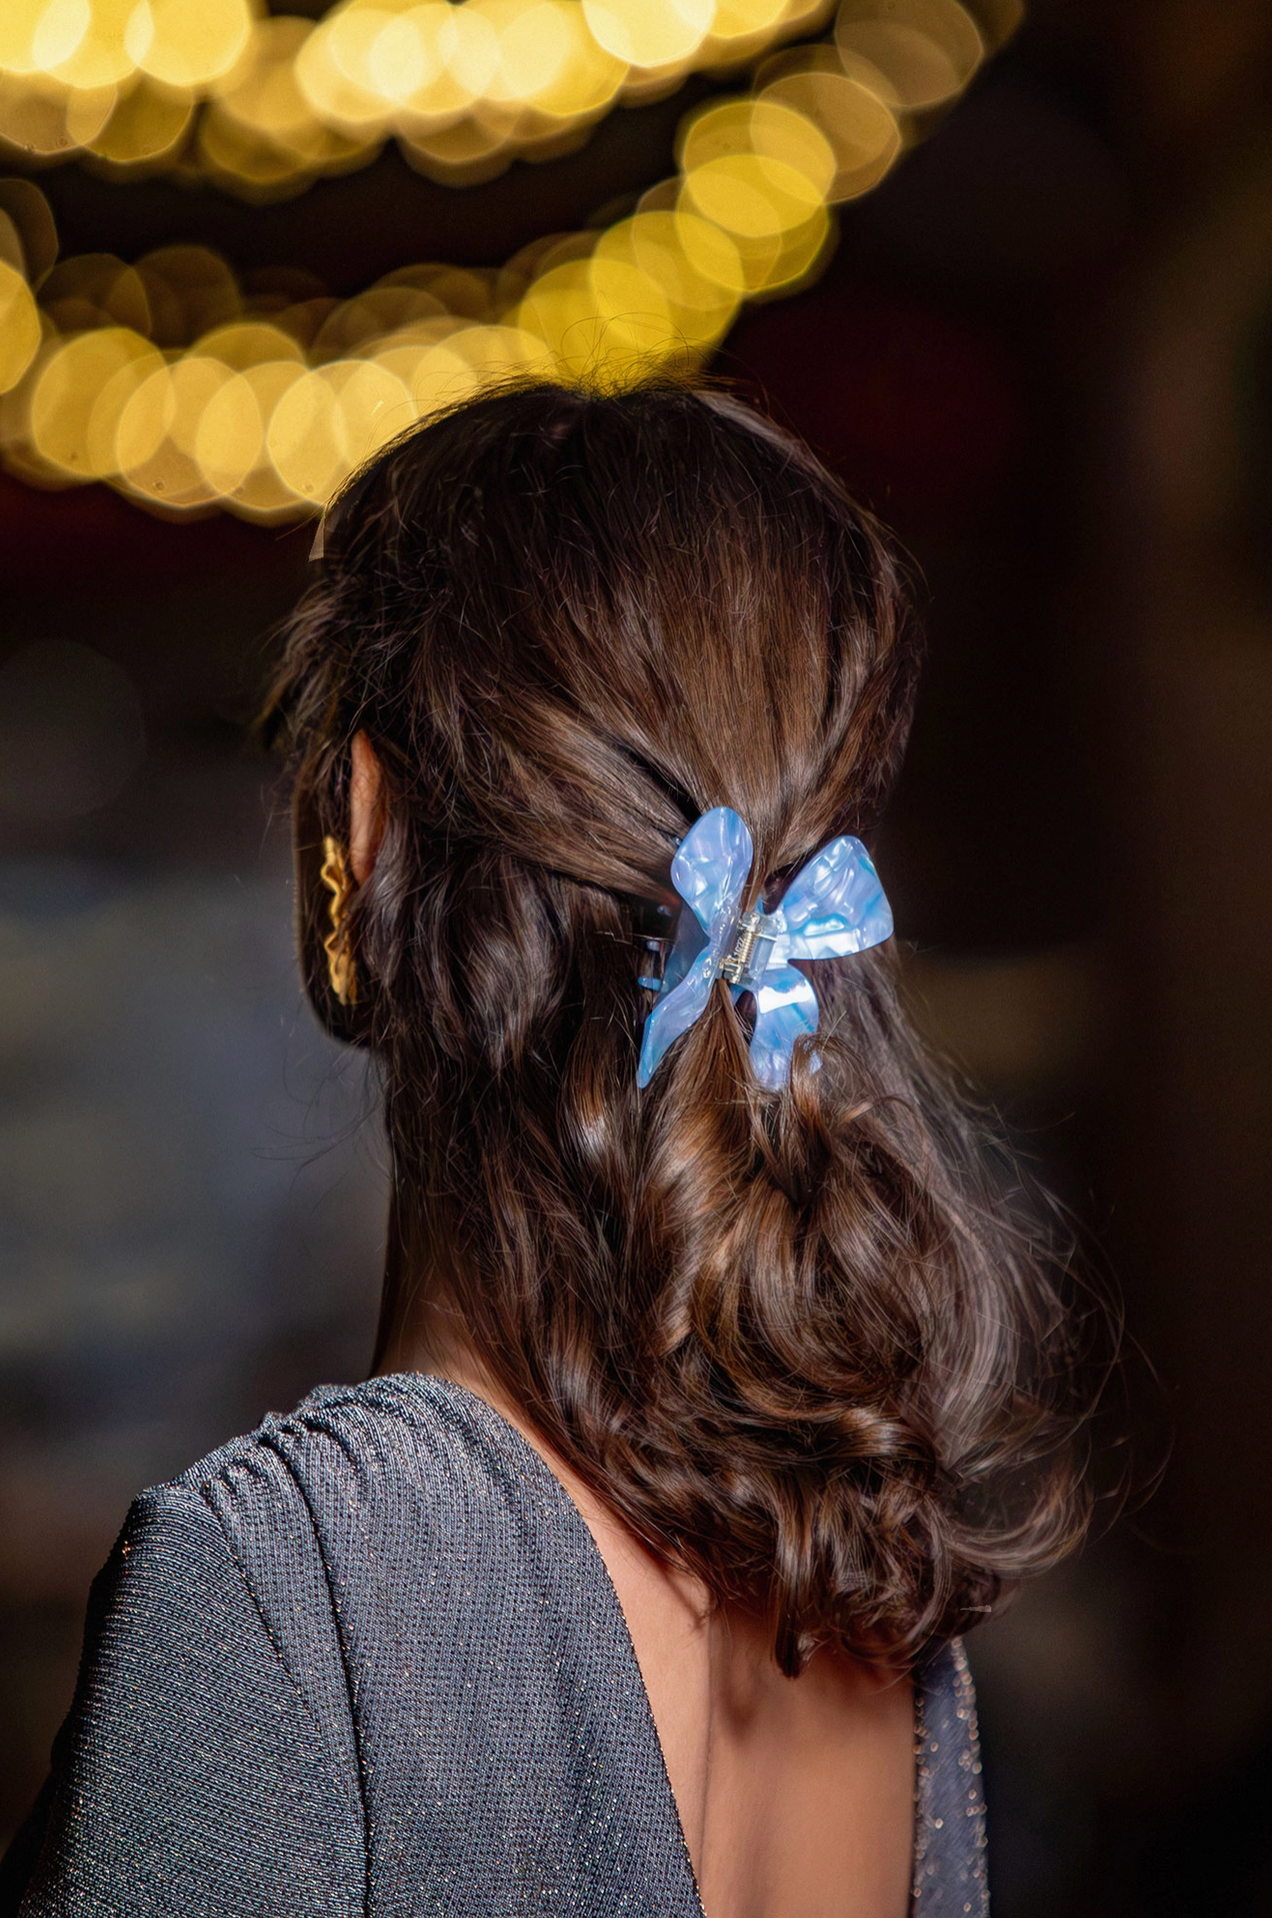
[267,379,1091,1674]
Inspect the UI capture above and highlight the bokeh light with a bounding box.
[581,0,714,71]
[30,326,156,478]
[0,0,868,195]
[128,0,253,90]
[834,0,982,112]
[87,76,193,170]
[0,0,1004,520]
[0,259,40,393]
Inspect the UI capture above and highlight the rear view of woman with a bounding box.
[5,382,1090,1917]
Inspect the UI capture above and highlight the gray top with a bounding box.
[5,1374,988,1917]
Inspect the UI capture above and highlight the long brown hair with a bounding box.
[267,379,1091,1674]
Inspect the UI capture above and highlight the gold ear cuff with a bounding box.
[319,835,358,1007]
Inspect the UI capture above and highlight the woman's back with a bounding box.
[446,1367,918,1918]
[5,1377,987,1918]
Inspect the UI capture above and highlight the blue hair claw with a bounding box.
[636,807,893,1092]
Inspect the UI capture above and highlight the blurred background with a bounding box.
[1,0,1270,1912]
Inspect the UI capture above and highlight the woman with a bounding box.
[4,382,1089,1917]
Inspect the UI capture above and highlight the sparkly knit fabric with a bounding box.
[4,1375,988,1917]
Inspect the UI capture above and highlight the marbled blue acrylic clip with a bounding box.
[636,806,893,1091]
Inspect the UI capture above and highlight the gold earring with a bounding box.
[319,835,358,1006]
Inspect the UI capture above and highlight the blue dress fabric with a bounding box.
[3,1375,988,1917]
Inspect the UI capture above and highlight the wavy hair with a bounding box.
[266,379,1091,1674]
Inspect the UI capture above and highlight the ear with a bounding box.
[349,730,385,884]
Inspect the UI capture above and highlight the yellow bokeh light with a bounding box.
[439,4,500,99]
[400,109,515,186]
[115,355,220,463]
[294,10,392,133]
[682,151,822,243]
[749,196,831,292]
[383,262,495,320]
[31,0,91,76]
[679,97,753,171]
[227,460,305,518]
[374,334,479,418]
[194,319,306,370]
[196,357,306,503]
[134,244,242,344]
[313,285,447,359]
[512,259,592,364]
[486,0,572,105]
[973,0,1024,50]
[749,99,837,195]
[372,321,554,422]
[82,338,165,473]
[88,74,193,165]
[780,0,839,30]
[0,0,1006,519]
[127,0,253,89]
[193,367,263,492]
[202,15,378,195]
[834,0,982,112]
[0,180,59,285]
[664,204,749,296]
[199,104,366,200]
[115,353,232,508]
[0,0,52,75]
[0,214,24,275]
[519,2,625,118]
[0,0,1002,201]
[677,92,840,194]
[760,67,900,200]
[335,356,414,460]
[212,17,314,131]
[42,254,151,334]
[589,256,677,341]
[515,253,681,379]
[30,326,153,477]
[708,0,788,42]
[67,74,121,139]
[581,0,714,72]
[0,261,42,394]
[325,1,392,81]
[0,71,113,158]
[327,6,421,109]
[446,319,555,380]
[595,211,739,347]
[365,6,447,105]
[43,0,137,92]
[267,357,414,503]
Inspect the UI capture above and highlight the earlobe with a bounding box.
[349,731,385,884]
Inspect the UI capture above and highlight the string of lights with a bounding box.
[0,0,1012,195]
[0,0,1019,523]
[4,0,824,194]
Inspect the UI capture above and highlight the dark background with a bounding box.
[2,2,1271,1912]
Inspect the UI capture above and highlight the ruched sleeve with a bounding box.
[4,1483,365,1918]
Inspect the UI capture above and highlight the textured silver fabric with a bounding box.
[912,1639,989,1914]
[4,1374,988,1916]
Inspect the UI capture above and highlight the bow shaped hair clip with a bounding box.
[637,807,893,1091]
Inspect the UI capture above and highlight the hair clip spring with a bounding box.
[717,909,777,990]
